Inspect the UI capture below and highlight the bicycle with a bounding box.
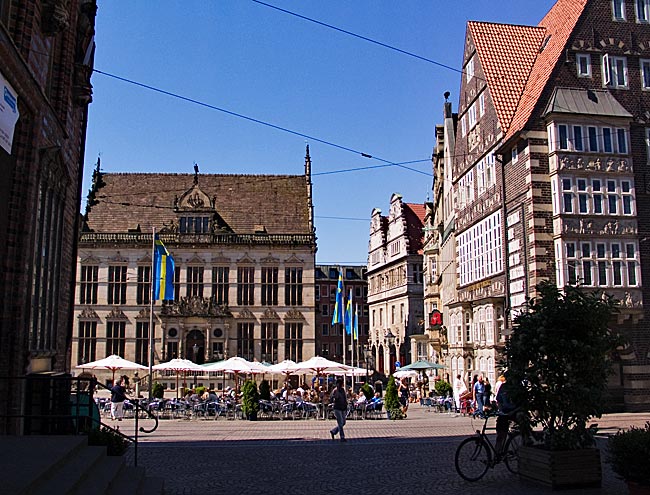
[454,409,523,481]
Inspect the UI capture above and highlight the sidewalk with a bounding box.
[122,406,649,494]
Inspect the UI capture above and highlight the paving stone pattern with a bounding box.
[120,406,650,495]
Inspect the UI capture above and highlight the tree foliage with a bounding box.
[384,375,404,420]
[241,379,260,417]
[502,282,622,450]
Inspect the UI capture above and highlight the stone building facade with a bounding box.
[0,0,97,431]
[367,194,425,375]
[437,0,650,409]
[73,151,317,387]
[314,264,369,368]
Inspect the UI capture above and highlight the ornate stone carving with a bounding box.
[160,296,232,317]
[285,309,305,320]
[136,307,151,319]
[79,308,99,319]
[159,219,178,233]
[561,218,637,236]
[107,307,128,320]
[262,308,280,319]
[237,308,256,319]
[41,0,70,36]
[558,154,632,173]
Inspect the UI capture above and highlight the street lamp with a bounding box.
[363,345,371,383]
[193,344,199,386]
[384,330,396,373]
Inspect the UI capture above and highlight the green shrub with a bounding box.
[195,386,206,397]
[607,422,650,485]
[87,426,130,456]
[152,382,164,399]
[361,383,373,400]
[259,379,271,401]
[241,379,260,418]
[434,380,452,397]
[384,376,404,420]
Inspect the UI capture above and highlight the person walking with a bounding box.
[110,377,127,421]
[329,378,348,442]
[473,374,485,417]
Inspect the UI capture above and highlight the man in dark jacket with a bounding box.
[329,378,348,442]
[110,378,127,421]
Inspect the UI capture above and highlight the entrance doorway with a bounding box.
[185,329,205,364]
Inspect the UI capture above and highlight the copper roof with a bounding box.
[469,21,546,131]
[504,0,589,140]
[85,173,311,235]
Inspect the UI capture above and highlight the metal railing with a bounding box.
[0,374,158,466]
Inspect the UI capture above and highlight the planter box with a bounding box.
[518,445,601,489]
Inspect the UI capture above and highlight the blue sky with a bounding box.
[84,0,557,265]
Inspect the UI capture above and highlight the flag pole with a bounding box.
[148,227,156,399]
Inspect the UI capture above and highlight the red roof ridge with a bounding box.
[503,0,589,142]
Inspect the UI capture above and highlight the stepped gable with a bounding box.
[469,20,546,130]
[504,0,589,141]
[86,173,310,234]
[404,203,426,254]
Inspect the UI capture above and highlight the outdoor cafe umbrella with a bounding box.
[77,354,148,383]
[398,359,446,371]
[266,359,301,384]
[394,369,419,379]
[292,356,353,375]
[203,357,266,392]
[153,359,205,398]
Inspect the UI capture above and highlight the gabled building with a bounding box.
[314,265,369,366]
[444,0,650,409]
[367,194,425,375]
[73,149,317,388]
[0,0,97,432]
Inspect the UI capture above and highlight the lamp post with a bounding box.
[385,330,396,373]
[363,345,371,383]
[193,343,199,386]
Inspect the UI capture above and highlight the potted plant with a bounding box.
[384,375,404,420]
[241,379,260,421]
[502,282,621,489]
[151,381,165,399]
[607,422,650,494]
[434,379,452,397]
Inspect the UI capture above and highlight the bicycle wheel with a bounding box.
[504,431,523,474]
[455,437,491,481]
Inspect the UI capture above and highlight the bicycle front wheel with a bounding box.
[455,437,491,481]
[504,431,523,474]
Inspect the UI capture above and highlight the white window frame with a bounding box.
[551,123,629,154]
[613,0,626,20]
[468,102,477,129]
[479,92,486,116]
[636,0,650,21]
[576,53,592,77]
[603,54,628,88]
[466,56,475,82]
[457,210,503,286]
[641,59,650,89]
[557,175,635,216]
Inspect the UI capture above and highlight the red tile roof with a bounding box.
[469,21,546,131]
[504,0,588,141]
[404,203,426,254]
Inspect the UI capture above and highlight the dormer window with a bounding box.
[179,216,210,233]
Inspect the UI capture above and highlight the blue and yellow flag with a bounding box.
[353,304,359,339]
[153,235,175,301]
[344,289,353,335]
[331,270,344,325]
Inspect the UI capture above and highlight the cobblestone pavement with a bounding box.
[119,406,650,495]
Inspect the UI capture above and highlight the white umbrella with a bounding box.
[77,354,148,383]
[292,356,353,374]
[153,359,205,397]
[203,357,266,392]
[394,369,419,379]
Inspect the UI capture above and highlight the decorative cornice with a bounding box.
[262,308,280,319]
[237,308,256,319]
[285,309,305,320]
[78,308,99,319]
[160,297,232,318]
[136,307,151,319]
[107,307,128,320]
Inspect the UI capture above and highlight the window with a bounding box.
[465,312,472,342]
[562,178,573,213]
[315,285,320,301]
[237,266,255,305]
[261,267,279,305]
[211,267,229,305]
[603,54,628,88]
[559,124,569,150]
[477,152,496,195]
[558,176,635,215]
[106,321,126,357]
[136,266,151,305]
[173,266,181,302]
[560,240,639,287]
[638,0,650,21]
[77,321,97,365]
[79,265,98,304]
[321,304,329,316]
[551,123,628,153]
[613,0,626,19]
[107,266,127,305]
[642,59,650,88]
[135,322,151,366]
[457,210,503,285]
[186,266,204,297]
[261,322,278,363]
[576,53,592,77]
[577,179,588,213]
[603,128,613,152]
[412,264,423,284]
[322,323,329,337]
[511,146,518,162]
[617,128,628,154]
[466,56,475,81]
[285,323,303,362]
[573,126,584,151]
[479,92,486,116]
[588,127,598,151]
[461,115,467,137]
[285,267,303,306]
[468,102,477,129]
[179,216,210,234]
[237,322,254,361]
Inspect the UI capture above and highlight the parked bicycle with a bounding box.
[455,409,523,481]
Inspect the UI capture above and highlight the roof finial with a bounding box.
[193,162,199,185]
